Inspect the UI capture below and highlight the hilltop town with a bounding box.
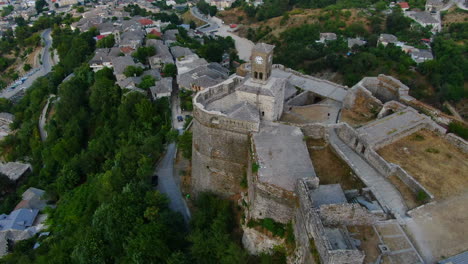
[0,0,466,263]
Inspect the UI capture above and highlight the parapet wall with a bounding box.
[301,123,329,139]
[272,64,349,91]
[193,76,260,134]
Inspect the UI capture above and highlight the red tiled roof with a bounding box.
[230,24,237,28]
[398,2,409,8]
[96,35,107,40]
[120,47,134,53]
[139,18,154,26]
[149,29,162,37]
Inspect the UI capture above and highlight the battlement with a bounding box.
[193,76,260,134]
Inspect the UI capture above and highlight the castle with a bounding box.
[191,43,467,264]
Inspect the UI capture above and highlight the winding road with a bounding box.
[0,29,54,100]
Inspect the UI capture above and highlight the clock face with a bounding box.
[255,56,263,65]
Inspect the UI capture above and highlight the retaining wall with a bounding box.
[445,133,468,154]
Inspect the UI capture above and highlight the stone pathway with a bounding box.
[328,129,408,218]
[374,220,424,264]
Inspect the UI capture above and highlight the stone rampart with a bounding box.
[193,77,260,134]
[191,76,258,196]
[295,179,365,264]
[191,119,251,196]
[248,180,298,224]
[319,203,380,226]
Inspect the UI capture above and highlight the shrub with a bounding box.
[425,148,439,154]
[416,190,429,202]
[252,162,260,173]
[412,134,425,141]
[248,218,286,238]
[240,171,248,188]
[448,121,468,140]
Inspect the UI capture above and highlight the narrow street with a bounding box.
[153,79,191,223]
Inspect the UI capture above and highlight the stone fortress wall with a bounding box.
[192,77,261,196]
[294,179,365,264]
[190,42,468,263]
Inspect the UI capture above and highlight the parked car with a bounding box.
[177,116,183,122]
[151,174,159,187]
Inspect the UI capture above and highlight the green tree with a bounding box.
[162,63,177,77]
[132,46,156,64]
[35,0,47,13]
[123,65,144,77]
[96,34,115,48]
[138,75,156,90]
[178,131,192,159]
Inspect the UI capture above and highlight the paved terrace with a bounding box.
[253,122,317,192]
[272,67,348,102]
[357,110,427,147]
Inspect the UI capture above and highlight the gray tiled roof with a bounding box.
[379,33,398,43]
[150,77,173,99]
[163,29,178,42]
[111,56,139,75]
[170,46,194,59]
[409,11,439,24]
[0,162,31,181]
[0,209,38,231]
[177,64,228,89]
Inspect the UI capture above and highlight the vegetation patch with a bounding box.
[448,121,468,140]
[252,162,260,173]
[309,237,321,264]
[247,218,286,238]
[378,129,468,199]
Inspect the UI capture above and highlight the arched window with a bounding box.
[254,72,258,78]
[259,72,263,80]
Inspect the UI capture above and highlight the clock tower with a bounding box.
[251,43,275,83]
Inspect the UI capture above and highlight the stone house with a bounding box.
[406,11,441,33]
[150,77,173,100]
[378,33,398,46]
[410,49,433,63]
[317,33,337,44]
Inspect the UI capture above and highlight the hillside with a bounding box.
[220,7,371,40]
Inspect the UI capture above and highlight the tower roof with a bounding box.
[253,43,275,54]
